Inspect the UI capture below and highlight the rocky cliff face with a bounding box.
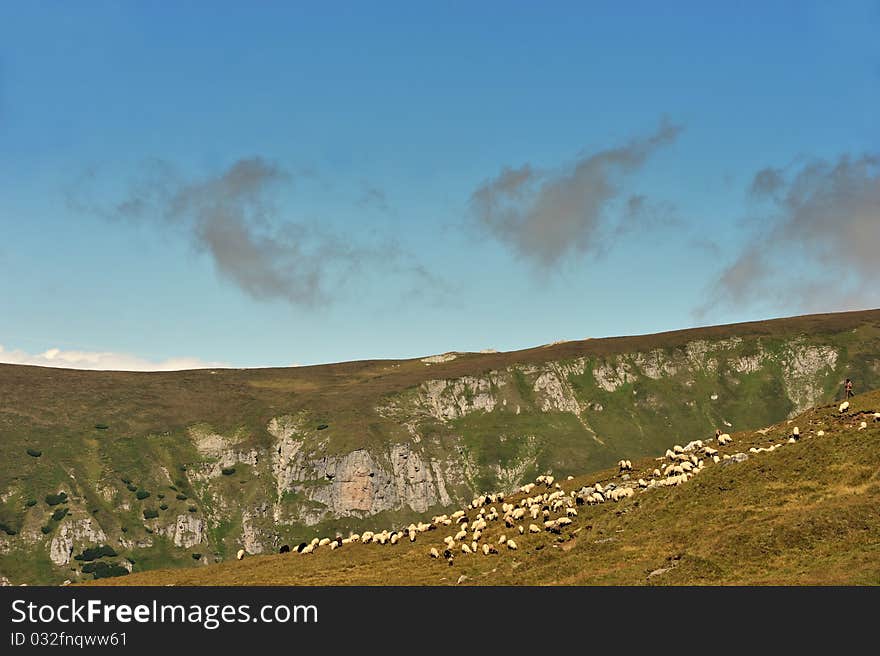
[0,324,875,585]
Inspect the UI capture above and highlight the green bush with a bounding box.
[51,508,68,522]
[26,448,42,457]
[176,493,188,501]
[0,522,19,536]
[74,546,117,561]
[94,423,109,430]
[121,526,128,533]
[188,506,197,513]
[82,561,128,579]
[121,477,131,485]
[317,424,329,430]
[135,490,150,500]
[26,499,37,507]
[45,492,68,506]
[159,504,168,511]
[179,465,187,472]
[145,527,154,534]
[143,509,159,520]
[168,485,178,491]
[40,525,52,534]
[192,553,202,560]
[221,467,236,476]
[157,493,165,500]
[126,484,137,492]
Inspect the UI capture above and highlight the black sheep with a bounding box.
[296,542,308,553]
[279,544,291,554]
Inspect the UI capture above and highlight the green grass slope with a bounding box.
[96,389,880,586]
[2,307,879,584]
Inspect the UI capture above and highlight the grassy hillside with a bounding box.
[97,389,880,586]
[1,308,879,584]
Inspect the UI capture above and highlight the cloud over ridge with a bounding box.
[470,118,683,265]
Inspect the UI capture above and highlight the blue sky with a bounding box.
[1,1,878,369]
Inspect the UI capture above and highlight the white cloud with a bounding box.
[0,345,226,372]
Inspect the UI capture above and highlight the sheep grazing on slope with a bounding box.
[461,543,473,555]
[518,525,525,535]
[817,430,825,437]
[236,549,246,560]
[529,524,542,534]
[498,534,507,544]
[858,421,868,431]
[618,459,633,472]
[318,537,331,547]
[279,545,290,554]
[717,433,732,445]
[874,413,880,422]
[301,543,315,555]
[839,401,850,413]
[429,547,440,559]
[673,445,684,454]
[507,540,518,550]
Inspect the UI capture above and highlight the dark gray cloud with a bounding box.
[69,157,445,306]
[469,119,682,266]
[699,153,880,316]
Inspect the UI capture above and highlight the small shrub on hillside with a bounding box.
[159,504,168,510]
[51,508,68,522]
[317,424,329,430]
[179,465,187,472]
[26,448,42,457]
[191,553,202,560]
[45,492,68,506]
[176,493,188,501]
[94,424,109,430]
[120,477,131,485]
[82,561,128,579]
[126,484,137,492]
[143,509,159,520]
[188,506,197,513]
[74,546,117,561]
[145,527,154,534]
[168,485,178,491]
[135,490,150,500]
[26,499,37,507]
[40,525,52,534]
[221,467,236,476]
[0,523,18,536]
[120,526,128,533]
[157,493,164,499]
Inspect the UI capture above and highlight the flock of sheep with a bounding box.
[232,400,877,566]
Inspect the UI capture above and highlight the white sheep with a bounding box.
[318,537,331,547]
[566,507,578,517]
[507,540,518,550]
[429,547,440,558]
[718,433,732,445]
[518,525,525,535]
[461,543,472,554]
[673,445,684,454]
[839,401,850,413]
[454,528,467,542]
[498,534,507,544]
[236,549,245,560]
[858,421,867,431]
[817,430,825,437]
[529,524,542,534]
[301,543,315,554]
